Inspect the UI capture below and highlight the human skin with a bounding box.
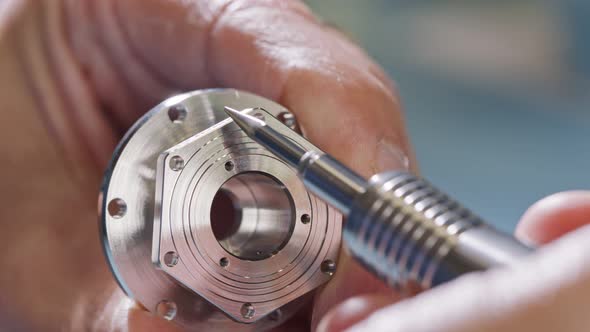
[1,1,589,331]
[0,0,411,330]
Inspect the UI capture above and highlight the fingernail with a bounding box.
[375,138,409,172]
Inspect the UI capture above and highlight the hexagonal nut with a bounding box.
[153,108,342,322]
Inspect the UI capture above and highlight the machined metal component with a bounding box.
[224,107,532,291]
[346,172,531,288]
[100,89,341,331]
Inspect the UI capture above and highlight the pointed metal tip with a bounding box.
[223,106,239,114]
[225,106,309,168]
[223,106,241,121]
[224,106,264,135]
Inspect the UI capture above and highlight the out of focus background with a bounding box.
[306,1,590,232]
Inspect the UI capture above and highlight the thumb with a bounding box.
[516,191,590,245]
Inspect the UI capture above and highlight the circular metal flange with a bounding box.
[100,89,342,331]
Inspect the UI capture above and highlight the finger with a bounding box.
[67,0,414,173]
[316,293,405,332]
[515,191,590,245]
[66,0,415,327]
[345,225,590,332]
[311,249,418,330]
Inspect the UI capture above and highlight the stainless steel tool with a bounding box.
[99,90,341,331]
[224,106,533,289]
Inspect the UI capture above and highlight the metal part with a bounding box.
[224,107,533,290]
[100,89,341,331]
[224,107,366,215]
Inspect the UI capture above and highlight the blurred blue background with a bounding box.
[306,1,590,232]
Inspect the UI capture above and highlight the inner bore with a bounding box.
[211,172,295,261]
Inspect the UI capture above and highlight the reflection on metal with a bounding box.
[99,89,341,331]
[225,106,533,290]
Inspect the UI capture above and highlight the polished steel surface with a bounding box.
[211,172,295,261]
[298,152,367,215]
[224,107,367,214]
[100,89,341,331]
[225,108,532,291]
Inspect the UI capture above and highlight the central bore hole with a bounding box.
[211,172,295,261]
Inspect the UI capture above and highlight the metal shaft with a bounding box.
[224,107,532,289]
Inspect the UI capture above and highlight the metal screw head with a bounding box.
[164,251,179,267]
[321,259,336,276]
[277,112,297,129]
[241,303,255,319]
[156,300,177,320]
[169,156,184,171]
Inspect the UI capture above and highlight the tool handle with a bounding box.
[344,171,532,289]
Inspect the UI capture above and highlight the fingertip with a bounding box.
[316,294,402,332]
[311,252,395,328]
[516,190,590,245]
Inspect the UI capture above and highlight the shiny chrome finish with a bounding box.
[350,172,532,288]
[225,108,533,291]
[100,90,341,331]
[223,107,367,214]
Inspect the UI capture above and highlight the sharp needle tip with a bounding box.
[223,106,240,116]
[224,106,263,135]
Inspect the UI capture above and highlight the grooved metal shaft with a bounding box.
[224,107,532,289]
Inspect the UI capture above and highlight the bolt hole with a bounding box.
[224,161,234,171]
[168,105,187,123]
[156,300,177,320]
[241,303,255,319]
[253,112,264,120]
[169,156,184,171]
[219,257,229,268]
[321,259,336,276]
[164,251,179,267]
[300,214,311,224]
[108,198,127,219]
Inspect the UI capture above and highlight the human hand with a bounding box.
[0,0,412,330]
[318,191,590,332]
